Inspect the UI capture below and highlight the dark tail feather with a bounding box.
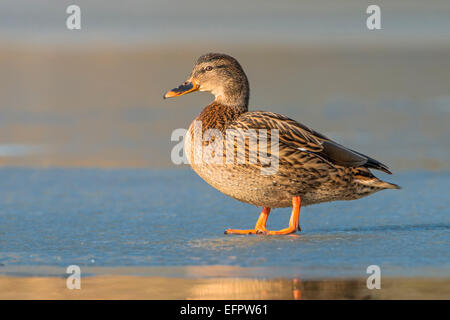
[346,148,393,174]
[365,158,392,175]
[349,149,391,174]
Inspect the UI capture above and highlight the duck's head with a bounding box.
[164,53,249,109]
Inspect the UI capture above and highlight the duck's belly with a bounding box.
[189,160,370,208]
[192,163,295,207]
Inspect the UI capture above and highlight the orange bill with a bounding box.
[164,81,199,99]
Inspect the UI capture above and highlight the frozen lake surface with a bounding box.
[0,168,449,279]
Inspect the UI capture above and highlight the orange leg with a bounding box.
[224,207,270,235]
[225,196,302,235]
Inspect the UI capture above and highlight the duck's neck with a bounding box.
[195,101,246,133]
[214,96,248,113]
[213,81,249,113]
[194,80,249,132]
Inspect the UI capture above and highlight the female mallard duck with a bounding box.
[164,53,400,235]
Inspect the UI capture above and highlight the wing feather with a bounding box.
[229,111,392,174]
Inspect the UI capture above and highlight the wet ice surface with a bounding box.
[0,168,449,278]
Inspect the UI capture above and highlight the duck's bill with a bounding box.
[163,81,199,99]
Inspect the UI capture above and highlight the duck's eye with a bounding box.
[204,66,213,71]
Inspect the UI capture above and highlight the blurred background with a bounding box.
[0,2,450,298]
[0,0,449,170]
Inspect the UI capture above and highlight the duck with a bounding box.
[164,53,400,235]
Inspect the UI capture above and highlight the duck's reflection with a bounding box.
[292,278,302,300]
[186,276,366,300]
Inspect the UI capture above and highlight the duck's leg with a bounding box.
[263,196,301,235]
[224,207,270,235]
[224,196,302,235]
